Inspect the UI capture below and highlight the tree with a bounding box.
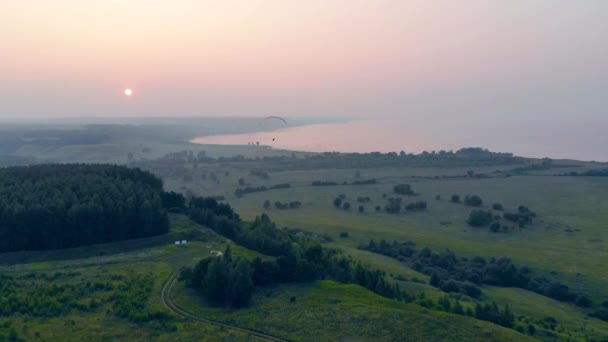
[468,210,493,227]
[343,202,351,210]
[263,200,271,210]
[492,203,504,211]
[339,232,349,238]
[451,194,460,203]
[490,221,501,232]
[333,198,342,208]
[224,244,233,263]
[204,258,228,303]
[226,259,254,307]
[358,205,364,213]
[430,273,441,287]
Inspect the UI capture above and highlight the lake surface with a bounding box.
[192,119,608,162]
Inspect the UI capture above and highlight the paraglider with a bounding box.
[265,116,287,124]
[264,116,287,142]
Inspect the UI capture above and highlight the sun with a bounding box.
[124,88,133,96]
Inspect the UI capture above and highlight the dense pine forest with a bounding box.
[0,164,169,252]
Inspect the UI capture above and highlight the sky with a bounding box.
[1,0,607,122]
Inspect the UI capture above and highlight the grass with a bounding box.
[171,279,532,342]
[163,161,608,340]
[226,174,608,298]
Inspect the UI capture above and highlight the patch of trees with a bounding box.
[464,195,483,207]
[274,201,301,210]
[503,206,536,227]
[182,201,408,307]
[405,201,427,211]
[234,183,291,198]
[359,240,586,306]
[312,181,338,186]
[250,169,270,179]
[179,246,254,307]
[0,164,169,253]
[393,184,417,196]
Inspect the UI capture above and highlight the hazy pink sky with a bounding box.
[1,1,607,121]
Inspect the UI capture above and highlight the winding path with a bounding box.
[161,273,288,342]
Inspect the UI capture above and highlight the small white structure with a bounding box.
[181,240,187,244]
[174,241,181,245]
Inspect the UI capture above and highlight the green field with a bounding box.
[2,125,608,341]
[152,157,608,341]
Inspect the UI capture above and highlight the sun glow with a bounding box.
[124,88,133,96]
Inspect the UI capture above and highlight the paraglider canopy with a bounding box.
[265,116,287,124]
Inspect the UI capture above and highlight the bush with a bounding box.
[342,202,351,210]
[339,232,349,238]
[393,184,416,195]
[405,201,427,211]
[451,195,460,203]
[464,195,483,207]
[492,203,504,211]
[333,198,342,208]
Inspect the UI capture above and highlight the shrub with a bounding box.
[339,232,349,238]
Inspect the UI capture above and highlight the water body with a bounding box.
[192,119,608,162]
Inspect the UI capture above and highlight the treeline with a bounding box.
[565,170,608,177]
[0,164,169,252]
[311,181,338,186]
[234,183,291,198]
[359,240,590,306]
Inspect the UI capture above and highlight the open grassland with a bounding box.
[160,162,608,340]
[171,279,531,342]
[227,174,608,298]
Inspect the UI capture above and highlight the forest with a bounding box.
[0,164,169,252]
